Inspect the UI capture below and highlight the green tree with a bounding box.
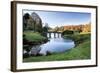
[31,12,42,33]
[23,13,30,30]
[27,16,35,30]
[43,23,49,32]
[62,30,74,36]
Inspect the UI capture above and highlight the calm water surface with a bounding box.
[39,37,75,55]
[29,33,75,55]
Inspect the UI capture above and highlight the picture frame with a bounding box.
[11,1,98,72]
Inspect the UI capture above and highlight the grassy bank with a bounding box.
[23,31,47,43]
[63,33,91,46]
[23,33,91,62]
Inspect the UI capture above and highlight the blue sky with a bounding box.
[23,10,91,28]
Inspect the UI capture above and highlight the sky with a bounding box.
[23,10,91,28]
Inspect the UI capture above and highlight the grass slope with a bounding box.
[23,38,90,62]
[24,31,46,42]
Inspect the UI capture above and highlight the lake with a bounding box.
[29,33,75,56]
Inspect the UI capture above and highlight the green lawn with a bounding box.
[24,31,47,43]
[23,34,91,62]
[63,33,91,46]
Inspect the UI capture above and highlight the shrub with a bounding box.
[62,30,74,36]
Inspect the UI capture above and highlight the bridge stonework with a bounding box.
[47,32,62,38]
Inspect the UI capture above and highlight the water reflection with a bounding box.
[39,38,75,55]
[28,33,75,56]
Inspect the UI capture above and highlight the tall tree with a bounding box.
[31,12,42,33]
[27,16,35,30]
[23,13,30,30]
[43,23,49,32]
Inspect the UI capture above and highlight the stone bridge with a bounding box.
[47,31,62,38]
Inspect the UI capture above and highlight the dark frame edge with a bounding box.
[13,65,97,72]
[11,1,17,72]
[11,1,98,72]
[12,1,97,8]
[96,6,98,67]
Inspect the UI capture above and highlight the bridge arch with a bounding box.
[47,32,62,38]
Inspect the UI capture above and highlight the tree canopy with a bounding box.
[23,12,42,33]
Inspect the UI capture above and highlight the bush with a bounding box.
[23,53,29,58]
[62,30,74,36]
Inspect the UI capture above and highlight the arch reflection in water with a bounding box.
[30,33,75,56]
[39,38,75,55]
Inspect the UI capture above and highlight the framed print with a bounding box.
[11,1,98,72]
